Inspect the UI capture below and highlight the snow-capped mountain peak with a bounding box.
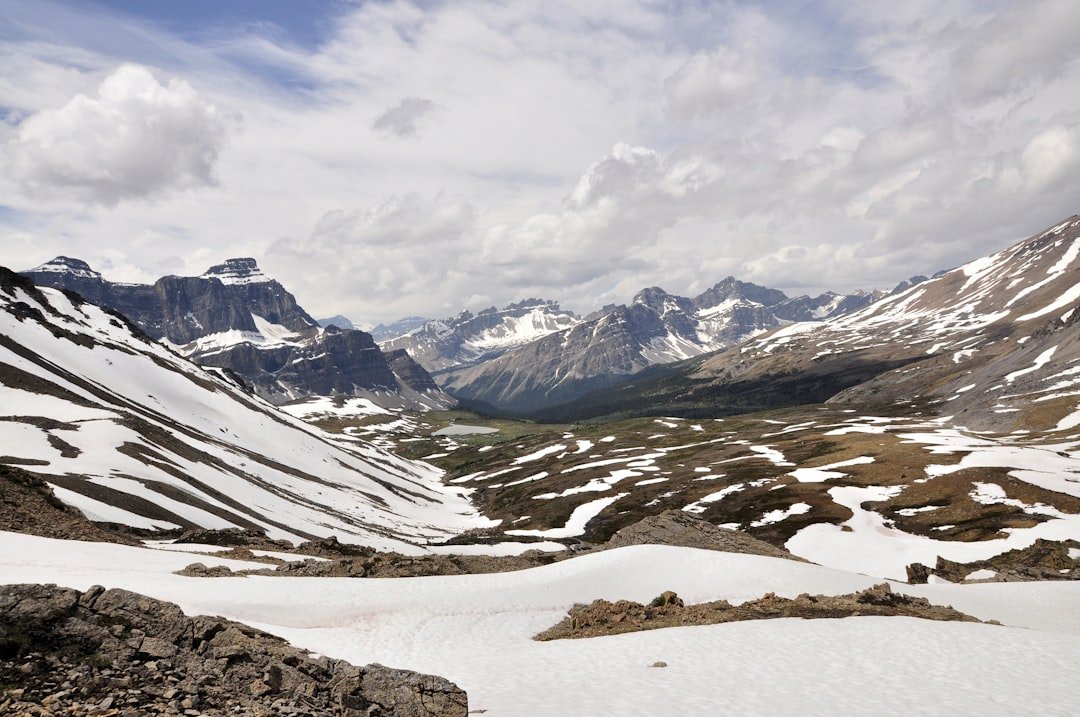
[200,257,272,286]
[27,256,103,281]
[381,298,582,371]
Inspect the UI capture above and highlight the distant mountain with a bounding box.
[380,299,581,371]
[537,214,1080,429]
[318,314,357,330]
[370,316,431,343]
[0,266,484,547]
[23,257,453,411]
[438,279,879,413]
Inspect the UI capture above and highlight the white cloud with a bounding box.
[1,0,1080,324]
[1021,124,1080,191]
[264,194,478,318]
[3,64,226,205]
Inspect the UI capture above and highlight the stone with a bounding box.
[0,584,468,717]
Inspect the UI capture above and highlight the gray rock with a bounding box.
[603,509,805,561]
[0,583,468,717]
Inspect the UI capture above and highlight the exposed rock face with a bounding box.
[382,349,443,393]
[0,584,468,717]
[197,327,400,398]
[906,539,1080,584]
[535,583,982,641]
[0,465,135,544]
[439,279,878,414]
[22,257,451,410]
[603,510,805,561]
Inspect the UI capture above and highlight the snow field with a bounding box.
[2,532,1079,716]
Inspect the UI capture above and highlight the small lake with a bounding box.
[433,424,499,436]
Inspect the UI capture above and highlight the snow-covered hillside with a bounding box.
[0,268,491,550]
[24,257,455,411]
[3,532,1077,716]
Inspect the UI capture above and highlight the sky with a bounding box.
[1,0,1079,325]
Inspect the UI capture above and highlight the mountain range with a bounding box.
[23,257,453,412]
[539,215,1080,427]
[5,213,1080,717]
[400,279,880,413]
[0,266,487,548]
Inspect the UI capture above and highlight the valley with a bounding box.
[5,157,1080,717]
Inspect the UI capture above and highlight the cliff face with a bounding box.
[23,257,452,410]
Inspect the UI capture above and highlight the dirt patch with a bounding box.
[535,583,984,641]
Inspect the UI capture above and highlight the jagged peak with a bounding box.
[26,256,102,280]
[201,258,272,286]
[504,297,561,312]
[693,276,788,309]
[632,286,669,300]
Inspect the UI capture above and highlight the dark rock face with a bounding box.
[692,276,787,310]
[153,274,317,345]
[23,258,451,409]
[383,349,442,393]
[23,257,316,345]
[23,257,167,337]
[198,327,400,400]
[0,584,468,717]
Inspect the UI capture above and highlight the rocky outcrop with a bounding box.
[535,583,982,641]
[178,545,562,579]
[0,465,135,544]
[905,539,1080,584]
[0,584,468,716]
[602,510,805,561]
[197,326,400,400]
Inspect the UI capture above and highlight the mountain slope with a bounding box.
[23,257,452,411]
[440,280,878,414]
[0,267,489,550]
[542,215,1080,427]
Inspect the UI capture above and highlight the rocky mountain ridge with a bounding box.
[0,583,468,716]
[540,214,1080,427]
[436,278,880,413]
[0,265,488,547]
[22,257,452,411]
[381,298,581,372]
